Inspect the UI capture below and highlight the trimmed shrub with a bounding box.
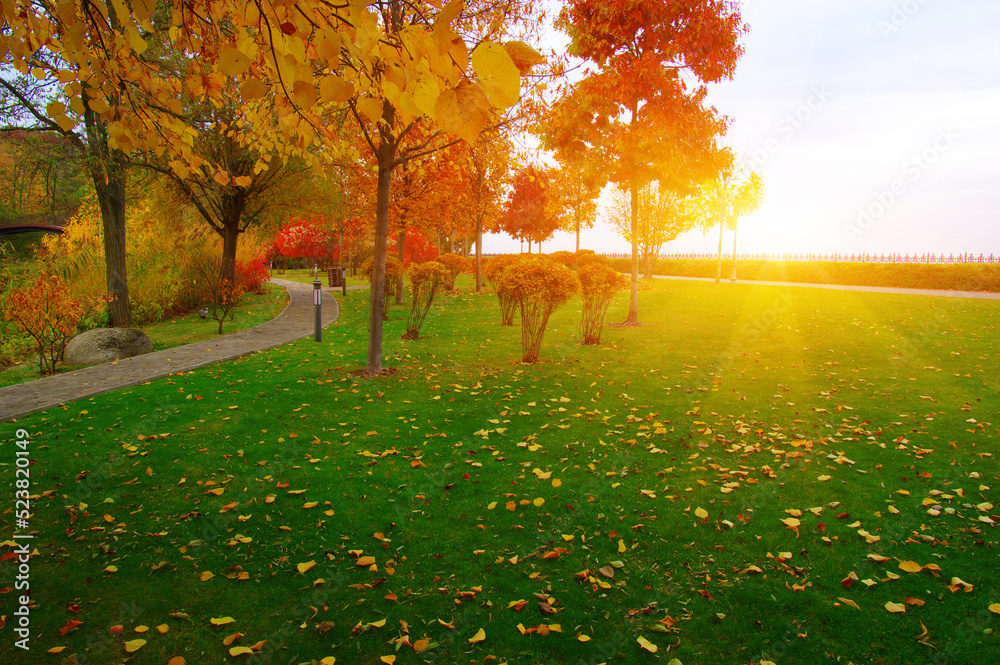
[549,251,577,268]
[404,261,450,339]
[436,252,467,290]
[499,256,579,363]
[483,254,518,325]
[575,249,608,268]
[578,263,628,345]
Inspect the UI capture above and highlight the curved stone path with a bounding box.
[0,278,351,422]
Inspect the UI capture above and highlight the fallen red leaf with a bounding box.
[59,619,84,636]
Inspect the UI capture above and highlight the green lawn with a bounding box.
[0,284,288,389]
[2,276,998,665]
[275,267,363,289]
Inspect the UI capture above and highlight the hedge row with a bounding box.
[605,258,1000,293]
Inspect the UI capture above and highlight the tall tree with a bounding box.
[693,167,764,282]
[540,0,745,325]
[0,43,136,325]
[607,183,696,278]
[499,165,559,253]
[339,1,541,374]
[547,160,600,252]
[467,132,512,292]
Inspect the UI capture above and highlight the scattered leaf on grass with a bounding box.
[124,639,145,653]
[59,619,83,636]
[229,646,254,656]
[468,627,486,643]
[210,617,235,626]
[637,636,658,653]
[297,561,316,574]
[899,561,923,573]
[837,597,860,610]
[885,602,907,613]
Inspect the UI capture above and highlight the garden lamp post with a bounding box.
[313,277,322,343]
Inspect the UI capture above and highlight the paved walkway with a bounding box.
[652,274,1000,300]
[0,279,351,422]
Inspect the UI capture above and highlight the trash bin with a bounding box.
[327,267,346,289]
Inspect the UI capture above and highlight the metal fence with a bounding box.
[597,252,1000,264]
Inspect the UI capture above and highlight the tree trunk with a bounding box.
[715,218,724,284]
[624,176,639,325]
[395,226,405,306]
[464,215,470,258]
[94,167,132,327]
[575,214,581,252]
[84,110,132,327]
[366,137,394,375]
[220,218,240,283]
[475,213,483,293]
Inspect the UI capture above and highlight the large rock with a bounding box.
[65,328,153,366]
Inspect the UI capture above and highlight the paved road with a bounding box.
[0,279,345,422]
[652,274,1000,300]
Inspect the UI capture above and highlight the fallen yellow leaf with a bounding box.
[297,560,316,574]
[837,597,861,610]
[637,635,658,653]
[885,602,907,613]
[468,627,486,643]
[124,639,146,653]
[899,560,923,573]
[694,507,708,519]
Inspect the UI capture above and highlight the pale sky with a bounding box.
[483,0,1000,257]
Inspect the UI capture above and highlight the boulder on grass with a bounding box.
[65,328,153,366]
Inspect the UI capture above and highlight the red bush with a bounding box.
[236,256,270,295]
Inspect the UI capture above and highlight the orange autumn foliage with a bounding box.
[3,273,82,374]
[498,256,579,363]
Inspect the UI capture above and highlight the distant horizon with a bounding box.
[514,0,1000,259]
